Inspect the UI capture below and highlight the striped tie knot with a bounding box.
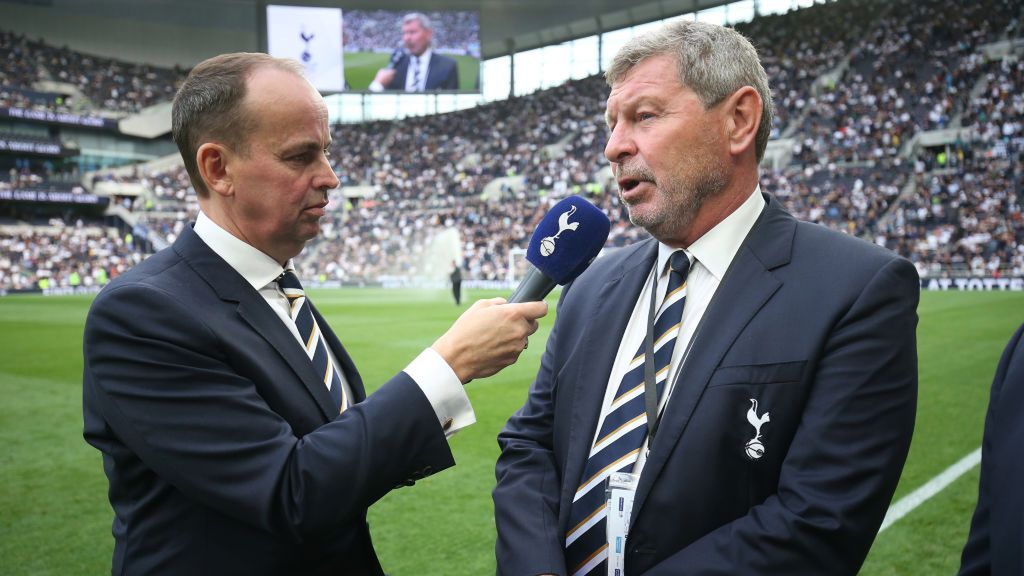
[276,269,347,413]
[564,250,691,575]
[668,250,690,286]
[277,270,306,319]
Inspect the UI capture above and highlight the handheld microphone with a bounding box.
[386,46,405,70]
[508,196,610,303]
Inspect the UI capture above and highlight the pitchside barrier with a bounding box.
[3,277,1021,297]
[921,277,1024,291]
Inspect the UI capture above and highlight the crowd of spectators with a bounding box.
[736,0,879,137]
[0,221,143,291]
[795,0,1019,165]
[2,0,1023,290]
[883,153,1023,279]
[1,28,185,115]
[0,30,40,89]
[963,56,1024,156]
[764,160,910,238]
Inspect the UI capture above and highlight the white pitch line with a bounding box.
[878,447,982,533]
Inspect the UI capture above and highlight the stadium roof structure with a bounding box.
[1,0,735,60]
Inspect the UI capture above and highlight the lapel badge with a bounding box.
[744,398,770,460]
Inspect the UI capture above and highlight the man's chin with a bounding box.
[625,206,661,231]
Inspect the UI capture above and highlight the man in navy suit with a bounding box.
[82,52,546,575]
[960,322,1024,575]
[370,13,459,92]
[493,20,919,576]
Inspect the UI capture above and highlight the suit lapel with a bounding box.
[559,241,658,526]
[174,226,338,420]
[235,298,340,419]
[426,58,440,90]
[630,196,796,523]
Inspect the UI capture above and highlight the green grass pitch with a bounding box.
[344,51,479,92]
[1,289,1021,574]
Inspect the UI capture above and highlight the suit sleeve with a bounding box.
[494,286,573,576]
[959,323,1024,575]
[83,281,454,542]
[644,257,920,575]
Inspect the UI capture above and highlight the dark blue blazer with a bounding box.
[494,194,920,575]
[960,322,1024,576]
[386,52,459,91]
[83,225,453,575]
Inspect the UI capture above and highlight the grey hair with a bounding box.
[606,20,774,163]
[402,12,433,31]
[171,52,304,196]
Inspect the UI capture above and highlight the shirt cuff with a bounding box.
[368,81,384,92]
[404,348,475,437]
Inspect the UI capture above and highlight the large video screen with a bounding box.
[266,5,345,93]
[265,5,481,94]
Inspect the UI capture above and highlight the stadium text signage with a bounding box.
[0,137,64,156]
[922,277,1024,291]
[0,189,107,205]
[0,107,119,130]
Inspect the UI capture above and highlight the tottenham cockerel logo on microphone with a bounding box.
[744,399,771,460]
[539,205,580,257]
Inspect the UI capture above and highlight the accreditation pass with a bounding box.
[605,471,639,576]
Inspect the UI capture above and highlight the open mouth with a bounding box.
[619,179,641,192]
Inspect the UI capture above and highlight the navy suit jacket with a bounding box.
[83,225,453,575]
[494,194,920,575]
[960,322,1024,575]
[387,52,459,91]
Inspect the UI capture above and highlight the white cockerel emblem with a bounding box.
[744,399,771,460]
[539,205,580,257]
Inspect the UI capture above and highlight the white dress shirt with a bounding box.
[193,211,474,436]
[590,187,766,477]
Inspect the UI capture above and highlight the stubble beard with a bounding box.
[621,157,729,241]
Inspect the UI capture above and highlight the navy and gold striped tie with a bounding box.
[277,270,347,413]
[564,251,690,575]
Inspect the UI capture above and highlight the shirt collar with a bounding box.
[656,185,766,281]
[193,210,293,291]
[413,48,432,66]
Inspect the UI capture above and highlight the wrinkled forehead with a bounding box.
[604,59,685,125]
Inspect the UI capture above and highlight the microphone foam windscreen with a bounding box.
[526,196,611,285]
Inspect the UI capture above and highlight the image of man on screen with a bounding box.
[369,13,459,92]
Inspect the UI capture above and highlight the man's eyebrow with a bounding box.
[281,140,326,154]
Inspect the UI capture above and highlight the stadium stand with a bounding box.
[0,224,143,291]
[1,0,1022,291]
[0,28,185,115]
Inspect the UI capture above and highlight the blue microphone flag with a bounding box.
[525,196,610,286]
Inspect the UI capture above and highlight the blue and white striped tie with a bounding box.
[564,251,690,575]
[277,270,347,413]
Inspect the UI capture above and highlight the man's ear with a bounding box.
[196,143,233,197]
[724,86,763,158]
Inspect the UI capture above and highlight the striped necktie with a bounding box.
[411,56,421,91]
[277,270,347,413]
[564,251,690,576]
